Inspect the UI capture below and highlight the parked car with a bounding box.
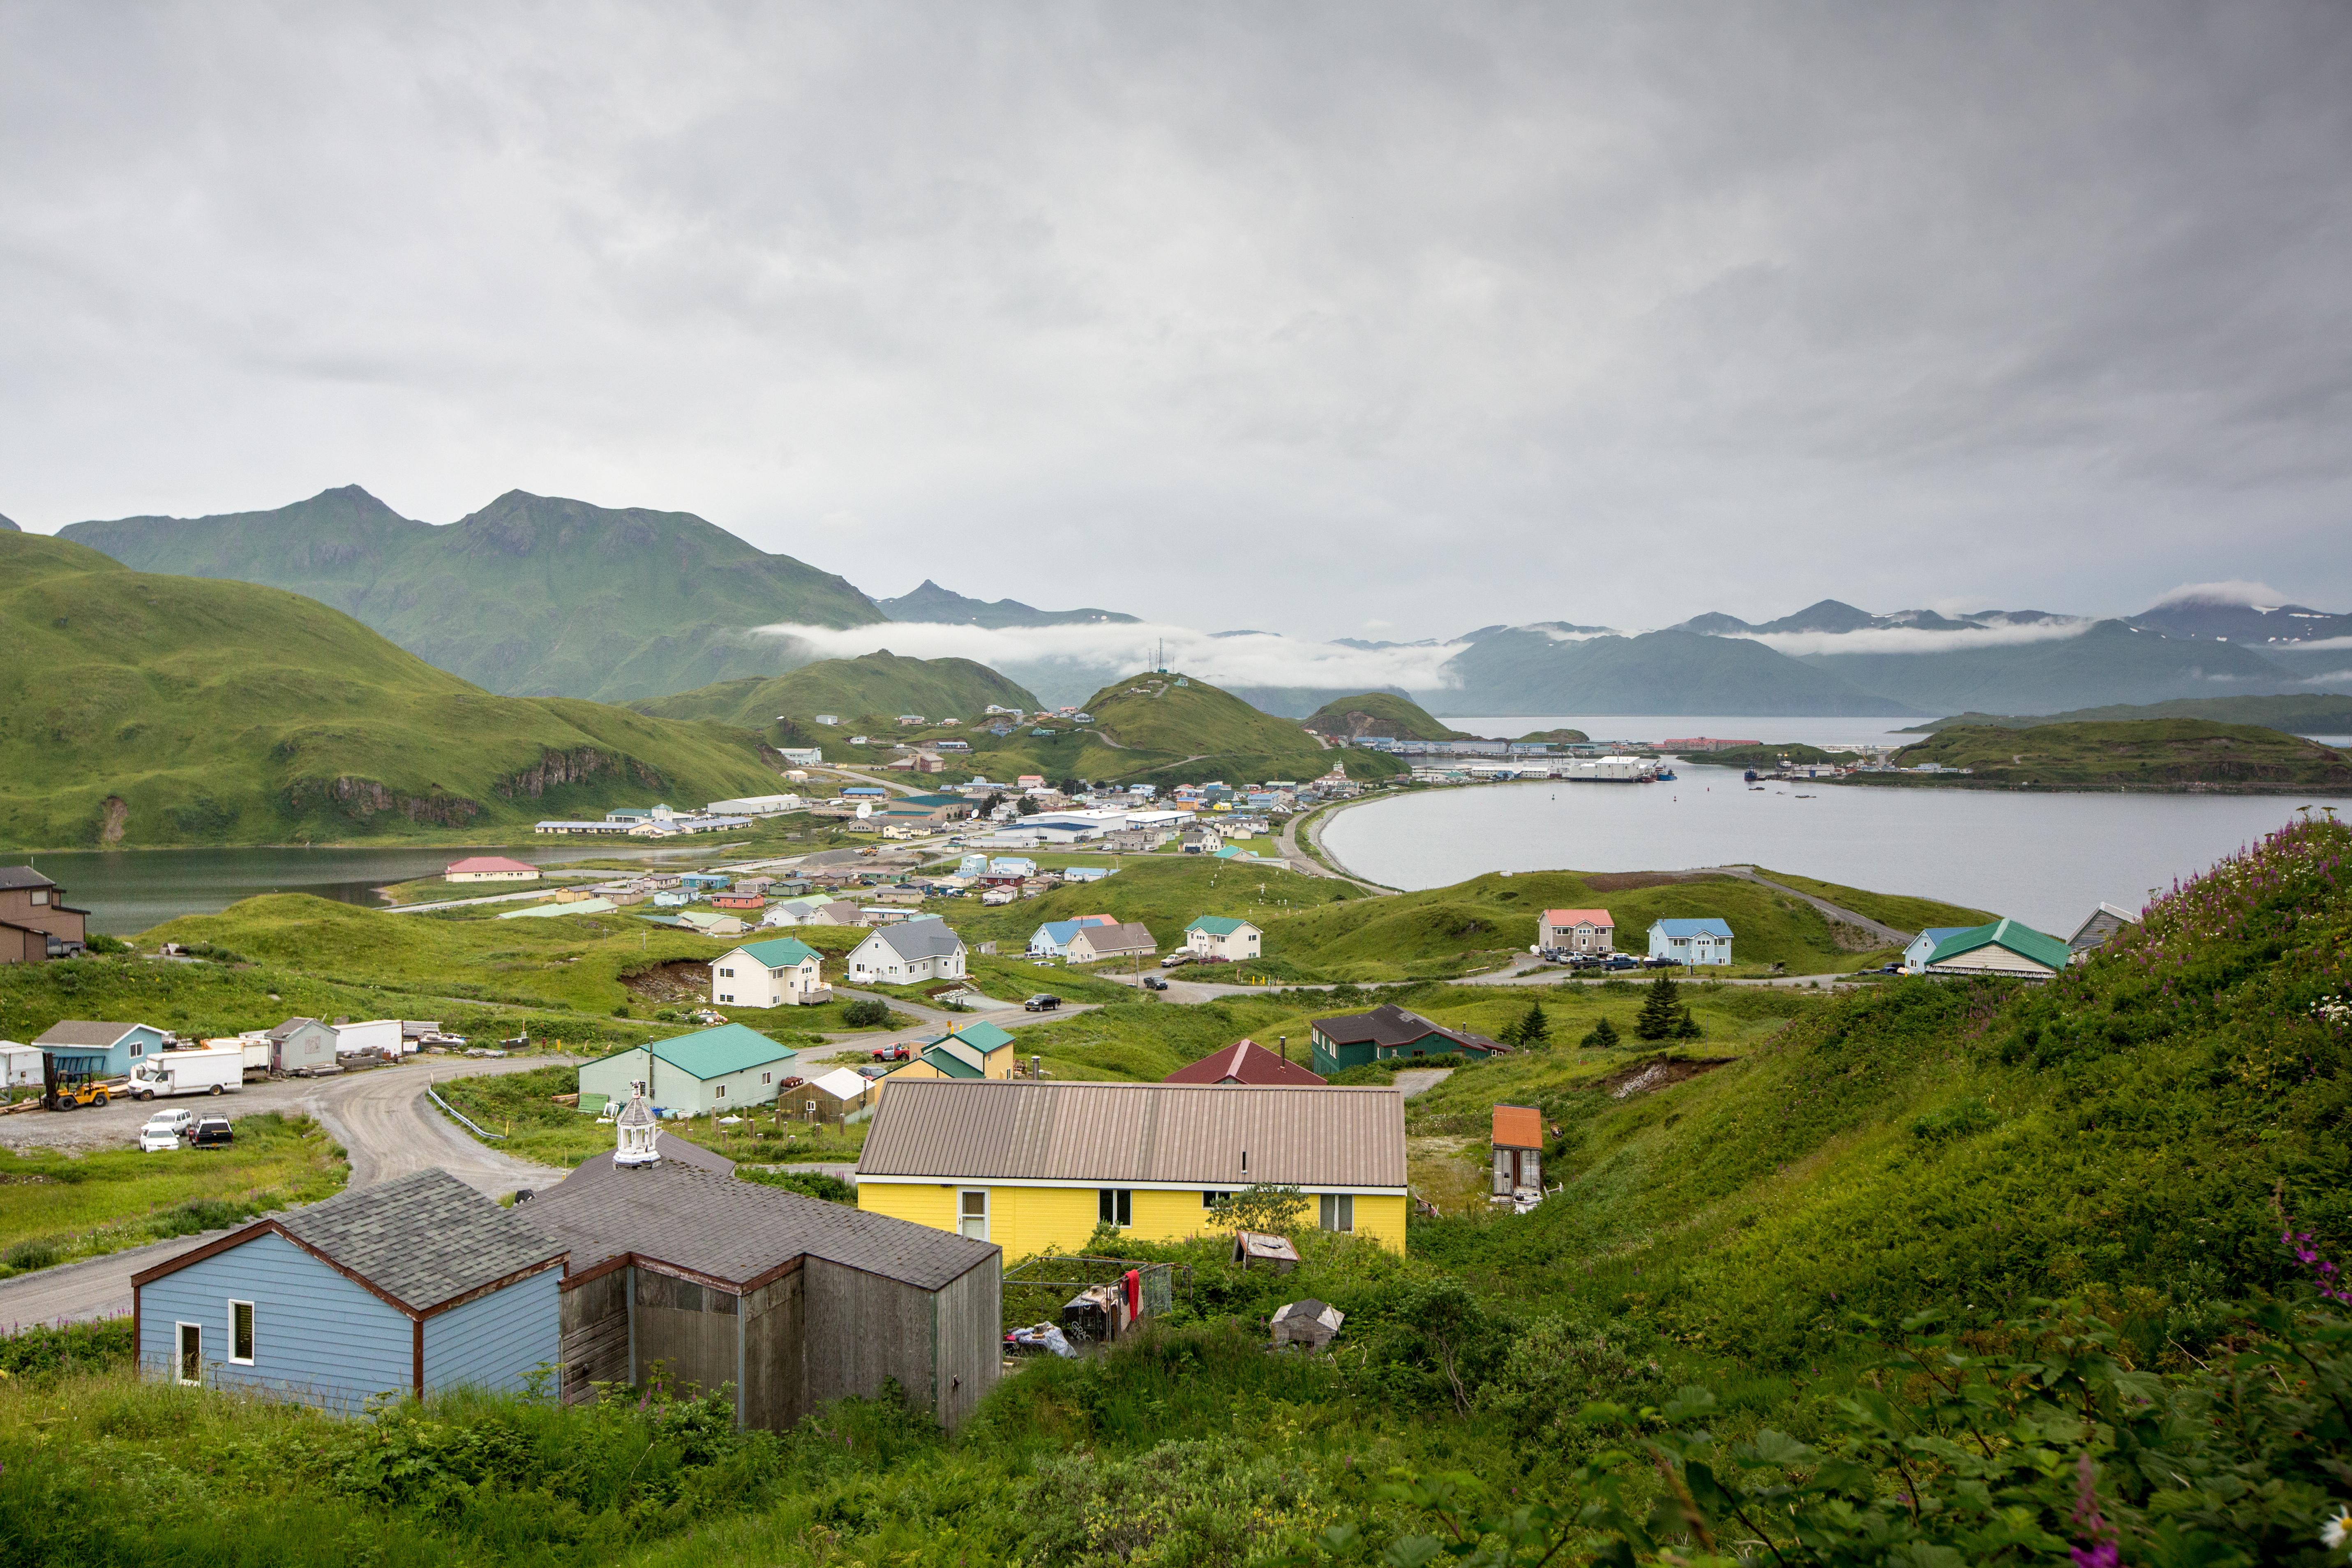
[1140,975,1169,991]
[190,1117,235,1148]
[1024,993,1063,1012]
[1602,954,1641,971]
[870,1043,912,1062]
[855,1063,895,1081]
[138,1109,195,1152]
[1159,952,1193,968]
[1639,955,1680,969]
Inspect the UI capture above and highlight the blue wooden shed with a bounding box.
[31,1020,167,1078]
[132,1168,566,1411]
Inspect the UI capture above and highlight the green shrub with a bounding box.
[841,998,891,1028]
[0,1317,133,1377]
[737,1168,855,1204]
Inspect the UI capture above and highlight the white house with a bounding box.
[444,856,540,883]
[1902,926,1975,975]
[1027,915,1117,957]
[710,937,830,1008]
[1538,908,1614,954]
[1067,921,1156,964]
[846,920,968,984]
[1647,918,1734,967]
[1184,916,1262,961]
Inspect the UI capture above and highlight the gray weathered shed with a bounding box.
[527,1135,1001,1430]
[267,1016,339,1075]
[1271,1298,1345,1352]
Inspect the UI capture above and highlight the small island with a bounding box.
[1855,718,2352,794]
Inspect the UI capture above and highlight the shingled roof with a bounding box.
[132,1168,567,1314]
[528,1146,997,1291]
[1309,1002,1506,1057]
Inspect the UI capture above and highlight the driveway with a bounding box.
[0,1055,569,1328]
[1392,1067,1454,1099]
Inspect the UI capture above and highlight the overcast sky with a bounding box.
[5,2,2348,639]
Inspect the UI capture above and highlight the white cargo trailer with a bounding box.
[332,1018,404,1058]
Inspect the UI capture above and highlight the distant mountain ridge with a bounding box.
[874,579,1137,628]
[0,532,786,850]
[60,486,884,702]
[1427,627,1922,716]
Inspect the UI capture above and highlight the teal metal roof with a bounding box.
[1925,918,2072,972]
[946,1020,1015,1052]
[734,937,820,968]
[589,1023,798,1082]
[1186,915,1255,936]
[919,1041,988,1078]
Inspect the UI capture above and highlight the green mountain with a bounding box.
[0,533,787,849]
[632,651,1042,736]
[1799,619,2301,714]
[1883,719,2352,791]
[59,486,882,702]
[1435,628,1920,716]
[1083,672,1331,762]
[1301,692,1467,742]
[874,579,1136,628]
[1898,693,2352,734]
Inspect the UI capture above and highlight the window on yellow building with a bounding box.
[1201,1190,1231,1210]
[1098,1188,1132,1227]
[1319,1194,1353,1233]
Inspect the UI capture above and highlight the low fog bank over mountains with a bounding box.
[46,488,2352,719]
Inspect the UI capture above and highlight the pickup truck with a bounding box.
[1023,993,1063,1013]
[870,1043,912,1062]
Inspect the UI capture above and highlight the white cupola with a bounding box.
[614,1080,660,1167]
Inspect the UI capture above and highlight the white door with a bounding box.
[958,1189,990,1241]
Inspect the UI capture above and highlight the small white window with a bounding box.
[958,1189,990,1240]
[1319,1194,1354,1233]
[762,1072,771,1084]
[31,889,48,905]
[714,1084,726,1098]
[229,1300,255,1363]
[175,1322,202,1385]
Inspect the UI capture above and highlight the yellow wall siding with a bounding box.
[861,1182,1409,1257]
[1350,1194,1408,1252]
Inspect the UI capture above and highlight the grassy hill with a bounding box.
[59,486,883,702]
[631,651,1042,737]
[1680,741,1859,768]
[940,856,1992,981]
[1877,718,2352,791]
[0,533,787,849]
[1898,692,2352,734]
[1302,692,1466,742]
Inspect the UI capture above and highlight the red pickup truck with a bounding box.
[870,1043,912,1062]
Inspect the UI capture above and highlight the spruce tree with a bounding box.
[1516,1000,1551,1049]
[1580,1015,1620,1049]
[1674,1005,1703,1040]
[1634,973,1683,1041]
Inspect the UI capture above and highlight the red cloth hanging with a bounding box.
[1124,1268,1142,1317]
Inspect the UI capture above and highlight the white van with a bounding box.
[127,1045,245,1100]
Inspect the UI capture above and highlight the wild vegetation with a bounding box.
[1300,692,1468,743]
[1900,691,2352,735]
[0,531,789,850]
[4,815,2350,1563]
[630,650,1042,739]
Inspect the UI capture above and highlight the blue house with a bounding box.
[32,1020,167,1078]
[132,1168,565,1410]
[679,873,731,892]
[1647,918,1736,967]
[1902,926,1974,975]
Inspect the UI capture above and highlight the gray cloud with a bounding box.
[3,1,2348,640]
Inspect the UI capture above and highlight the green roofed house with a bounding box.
[878,1021,1019,1097]
[1922,918,2073,982]
[578,1024,801,1118]
[1184,916,1262,962]
[710,937,830,1008]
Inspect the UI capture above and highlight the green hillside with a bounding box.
[59,486,883,702]
[631,651,1041,734]
[941,857,1990,980]
[1301,691,1466,742]
[0,533,787,849]
[1899,692,2352,734]
[1879,718,2352,791]
[1680,741,1858,768]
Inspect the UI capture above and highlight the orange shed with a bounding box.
[1491,1103,1544,1199]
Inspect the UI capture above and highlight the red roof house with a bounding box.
[445,856,541,882]
[1163,1038,1327,1088]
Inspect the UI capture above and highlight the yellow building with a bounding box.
[871,1022,1020,1099]
[856,1079,1408,1256]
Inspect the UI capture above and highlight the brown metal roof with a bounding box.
[857,1080,1406,1189]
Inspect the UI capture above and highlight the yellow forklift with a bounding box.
[42,1049,115,1111]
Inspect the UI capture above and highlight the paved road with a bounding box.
[1708,865,1913,946]
[0,1056,569,1328]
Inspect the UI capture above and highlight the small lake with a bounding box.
[1320,777,2339,933]
[0,844,716,935]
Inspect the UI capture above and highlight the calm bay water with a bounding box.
[1321,777,2337,933]
[0,844,709,935]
